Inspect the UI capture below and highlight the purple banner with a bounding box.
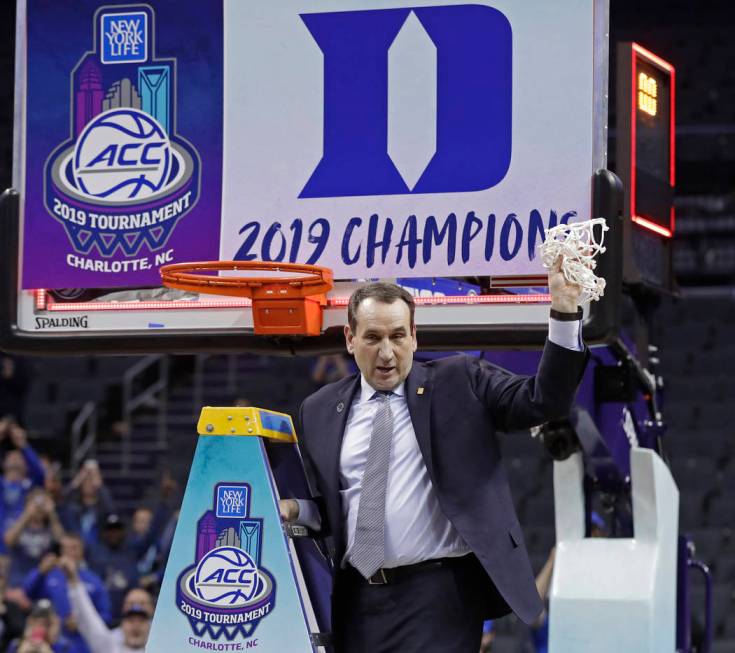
[21,0,223,289]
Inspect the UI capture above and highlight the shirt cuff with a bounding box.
[548,317,583,352]
[294,499,322,532]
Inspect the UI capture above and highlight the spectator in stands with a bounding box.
[112,589,154,645]
[61,461,114,551]
[310,353,353,388]
[529,547,555,653]
[39,458,64,507]
[120,588,153,616]
[1,422,46,542]
[1,552,30,649]
[1,555,8,646]
[87,515,136,622]
[60,557,150,653]
[23,534,110,653]
[150,508,178,587]
[130,508,156,576]
[7,598,74,653]
[4,488,65,588]
[89,473,176,616]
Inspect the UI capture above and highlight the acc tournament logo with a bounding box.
[44,5,200,262]
[176,483,276,641]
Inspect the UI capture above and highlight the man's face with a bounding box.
[3,450,27,482]
[345,298,417,392]
[102,525,125,548]
[60,537,84,563]
[122,615,151,648]
[132,508,152,536]
[25,615,59,643]
[26,489,49,520]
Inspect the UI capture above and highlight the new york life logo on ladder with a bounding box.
[176,483,276,641]
[44,5,200,269]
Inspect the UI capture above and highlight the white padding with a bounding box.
[549,448,679,653]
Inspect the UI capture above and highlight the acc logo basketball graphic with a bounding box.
[176,483,276,640]
[194,547,263,604]
[72,109,172,201]
[44,5,200,259]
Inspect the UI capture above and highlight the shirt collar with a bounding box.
[359,375,405,402]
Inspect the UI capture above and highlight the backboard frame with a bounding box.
[2,0,621,356]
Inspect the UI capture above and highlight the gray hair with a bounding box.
[347,282,415,332]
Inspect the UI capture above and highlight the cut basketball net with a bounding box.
[538,218,609,304]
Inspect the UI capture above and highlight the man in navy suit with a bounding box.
[281,260,589,652]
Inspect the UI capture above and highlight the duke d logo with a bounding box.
[44,5,201,259]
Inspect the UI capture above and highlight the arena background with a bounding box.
[0,1,733,651]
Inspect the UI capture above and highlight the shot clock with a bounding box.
[616,42,676,291]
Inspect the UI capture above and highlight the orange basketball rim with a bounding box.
[160,261,334,337]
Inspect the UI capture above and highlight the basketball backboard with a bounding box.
[2,0,620,355]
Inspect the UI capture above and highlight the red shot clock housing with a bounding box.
[616,42,676,291]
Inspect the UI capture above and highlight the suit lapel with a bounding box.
[405,362,434,476]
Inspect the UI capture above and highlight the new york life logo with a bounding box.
[44,5,201,260]
[299,4,512,198]
[176,483,276,641]
[101,11,147,64]
[217,485,249,518]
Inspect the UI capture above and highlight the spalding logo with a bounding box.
[194,546,260,605]
[73,109,172,201]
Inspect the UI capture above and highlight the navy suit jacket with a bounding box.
[298,339,589,625]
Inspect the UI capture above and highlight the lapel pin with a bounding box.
[417,387,425,395]
[336,402,344,413]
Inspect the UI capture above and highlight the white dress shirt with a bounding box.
[296,317,583,567]
[340,378,470,568]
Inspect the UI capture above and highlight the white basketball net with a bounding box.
[538,218,609,304]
